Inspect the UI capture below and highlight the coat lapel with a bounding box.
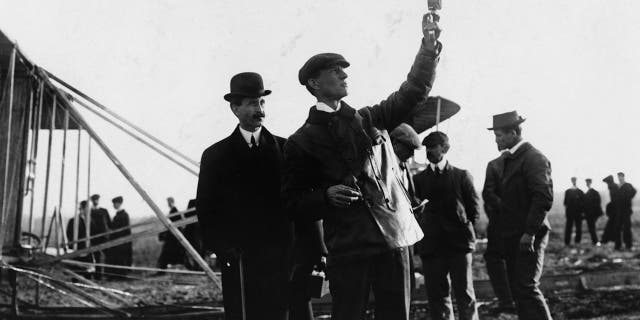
[502,142,532,184]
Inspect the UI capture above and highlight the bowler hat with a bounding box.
[298,53,350,86]
[112,196,123,203]
[487,111,526,130]
[223,72,271,102]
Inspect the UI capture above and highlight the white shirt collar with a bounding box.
[316,101,341,113]
[509,140,526,154]
[238,126,262,147]
[429,158,447,172]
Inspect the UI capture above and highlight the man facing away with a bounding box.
[157,197,184,269]
[615,172,636,250]
[282,12,442,320]
[413,131,479,320]
[196,72,294,319]
[105,196,132,280]
[487,111,554,320]
[583,178,603,245]
[564,177,585,246]
[482,152,516,314]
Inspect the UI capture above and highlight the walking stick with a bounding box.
[238,254,247,320]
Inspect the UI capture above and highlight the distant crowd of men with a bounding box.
[564,173,637,250]
[193,11,555,320]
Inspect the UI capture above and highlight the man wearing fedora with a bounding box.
[487,111,554,320]
[282,12,441,320]
[196,72,294,319]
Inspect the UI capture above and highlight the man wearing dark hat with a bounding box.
[564,177,585,246]
[487,111,553,320]
[413,131,479,320]
[105,196,132,280]
[615,172,636,250]
[482,152,516,314]
[583,178,602,245]
[66,201,92,277]
[90,194,111,279]
[282,13,441,319]
[196,72,294,319]
[601,175,620,244]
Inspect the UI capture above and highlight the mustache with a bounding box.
[252,113,265,119]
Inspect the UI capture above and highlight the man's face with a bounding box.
[586,180,592,188]
[113,202,122,210]
[231,97,266,131]
[392,141,414,162]
[91,199,99,207]
[494,129,517,151]
[618,174,626,184]
[571,178,577,186]
[426,144,446,164]
[312,66,348,100]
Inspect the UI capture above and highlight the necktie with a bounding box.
[250,135,257,149]
[434,166,440,176]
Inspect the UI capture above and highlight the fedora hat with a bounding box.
[487,111,526,130]
[223,72,272,102]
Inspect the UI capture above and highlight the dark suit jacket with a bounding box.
[108,209,132,265]
[90,207,111,244]
[482,155,504,233]
[584,188,603,218]
[414,162,480,255]
[618,183,637,215]
[196,126,293,255]
[496,142,553,237]
[66,217,87,250]
[564,188,585,216]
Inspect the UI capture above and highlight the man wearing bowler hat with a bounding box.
[487,111,554,320]
[282,12,442,320]
[196,72,295,319]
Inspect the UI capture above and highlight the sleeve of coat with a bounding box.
[482,161,500,220]
[364,39,441,131]
[281,140,331,222]
[195,148,227,253]
[524,152,554,235]
[462,170,480,224]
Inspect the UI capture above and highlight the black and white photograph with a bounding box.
[0,1,639,319]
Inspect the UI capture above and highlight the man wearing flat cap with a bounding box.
[487,111,553,320]
[282,12,442,319]
[413,131,480,320]
[196,72,295,319]
[105,196,132,280]
[90,194,111,279]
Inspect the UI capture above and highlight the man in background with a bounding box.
[487,111,553,320]
[564,177,585,246]
[90,194,111,279]
[414,131,479,320]
[583,178,602,245]
[106,196,132,280]
[616,172,637,250]
[157,197,184,270]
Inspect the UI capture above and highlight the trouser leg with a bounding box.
[422,254,454,320]
[220,254,242,320]
[564,215,574,245]
[449,252,478,320]
[622,214,633,249]
[327,256,372,320]
[372,247,411,320]
[505,232,553,320]
[484,229,514,306]
[586,217,599,244]
[289,261,315,320]
[575,215,583,244]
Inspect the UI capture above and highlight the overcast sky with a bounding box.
[1,0,639,219]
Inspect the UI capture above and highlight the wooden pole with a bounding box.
[435,96,441,131]
[0,47,16,259]
[39,95,56,248]
[47,71,200,167]
[57,109,70,253]
[85,138,91,249]
[73,129,81,251]
[27,81,44,236]
[72,98,198,176]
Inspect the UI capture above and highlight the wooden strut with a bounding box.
[70,97,198,176]
[47,71,200,168]
[65,207,195,247]
[85,138,91,249]
[27,80,44,236]
[0,46,16,259]
[40,215,198,263]
[73,128,81,251]
[57,267,134,307]
[39,95,56,247]
[61,259,209,276]
[56,109,70,253]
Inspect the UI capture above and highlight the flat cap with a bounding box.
[298,53,350,85]
[390,123,421,150]
[422,131,449,148]
[112,196,123,203]
[90,194,100,201]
